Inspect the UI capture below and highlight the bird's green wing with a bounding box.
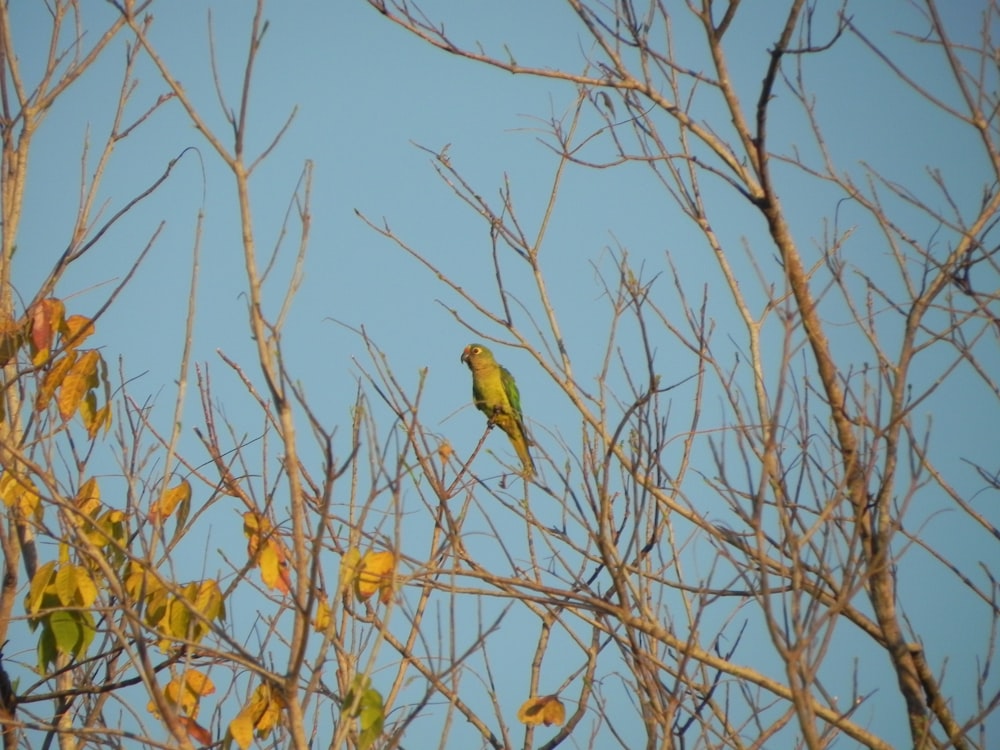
[499,365,531,444]
[500,366,523,423]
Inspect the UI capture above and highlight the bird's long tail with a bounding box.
[509,431,535,477]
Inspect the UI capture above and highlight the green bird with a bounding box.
[460,343,535,476]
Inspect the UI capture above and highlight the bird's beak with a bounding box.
[460,348,470,364]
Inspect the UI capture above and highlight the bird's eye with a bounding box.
[472,347,481,354]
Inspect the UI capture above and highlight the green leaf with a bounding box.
[143,589,169,630]
[358,687,385,750]
[36,625,56,671]
[342,674,370,716]
[76,610,96,659]
[49,611,82,656]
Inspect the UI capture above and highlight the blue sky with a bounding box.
[11,1,999,747]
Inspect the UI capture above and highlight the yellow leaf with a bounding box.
[75,477,101,517]
[185,579,226,641]
[312,593,331,631]
[150,479,191,524]
[167,597,192,641]
[242,511,264,534]
[338,548,362,601]
[125,562,164,602]
[58,349,100,420]
[355,551,396,603]
[75,568,98,607]
[0,314,24,366]
[62,314,95,349]
[184,669,216,697]
[256,687,282,738]
[54,565,98,608]
[37,351,77,412]
[516,695,566,726]
[97,508,127,548]
[0,472,40,518]
[162,669,215,719]
[85,401,113,438]
[229,683,282,748]
[244,512,291,594]
[228,708,255,750]
[26,560,57,615]
[259,542,287,593]
[164,676,199,716]
[156,589,221,648]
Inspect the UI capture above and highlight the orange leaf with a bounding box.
[177,716,212,746]
[244,512,291,593]
[517,695,566,726]
[259,540,291,594]
[243,512,271,557]
[57,349,99,420]
[30,298,64,364]
[355,551,396,603]
[183,669,216,697]
[164,679,198,716]
[62,314,95,349]
[438,440,454,463]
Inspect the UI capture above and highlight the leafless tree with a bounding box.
[357,1,1000,749]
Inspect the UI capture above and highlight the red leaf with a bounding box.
[177,715,213,746]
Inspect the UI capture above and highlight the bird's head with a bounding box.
[461,343,493,369]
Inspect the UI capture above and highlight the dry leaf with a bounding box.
[177,715,212,746]
[313,592,331,631]
[517,695,566,726]
[30,298,64,363]
[356,551,396,603]
[438,440,454,463]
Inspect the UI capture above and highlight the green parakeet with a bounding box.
[460,343,535,476]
